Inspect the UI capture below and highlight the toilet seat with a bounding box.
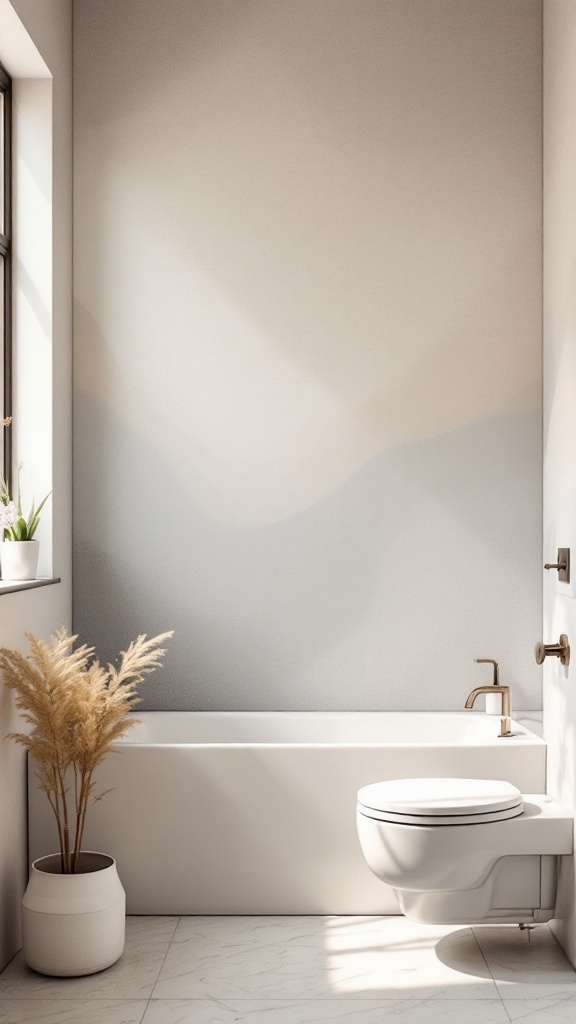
[357,777,524,826]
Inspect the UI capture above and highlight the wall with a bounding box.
[0,0,72,969]
[73,0,542,712]
[543,0,576,969]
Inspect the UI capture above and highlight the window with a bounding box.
[0,61,11,487]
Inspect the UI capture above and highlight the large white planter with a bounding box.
[1,540,39,580]
[22,852,126,976]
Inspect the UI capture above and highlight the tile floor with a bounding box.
[0,916,574,1023]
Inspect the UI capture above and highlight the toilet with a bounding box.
[356,777,573,925]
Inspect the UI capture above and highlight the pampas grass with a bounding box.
[0,628,172,873]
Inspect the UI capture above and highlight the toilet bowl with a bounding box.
[356,778,573,925]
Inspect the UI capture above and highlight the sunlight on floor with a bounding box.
[323,916,489,995]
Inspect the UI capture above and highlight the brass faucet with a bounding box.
[465,685,512,738]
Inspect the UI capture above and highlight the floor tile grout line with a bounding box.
[0,995,531,1002]
[144,996,520,1002]
[470,926,512,1022]
[140,915,181,1020]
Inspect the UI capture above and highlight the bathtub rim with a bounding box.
[113,710,545,749]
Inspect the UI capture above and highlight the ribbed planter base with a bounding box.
[22,852,126,977]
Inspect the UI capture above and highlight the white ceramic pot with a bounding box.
[1,539,39,580]
[22,852,126,976]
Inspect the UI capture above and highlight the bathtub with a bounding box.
[28,711,546,915]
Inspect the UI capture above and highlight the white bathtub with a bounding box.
[28,711,546,915]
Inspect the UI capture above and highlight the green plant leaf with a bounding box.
[12,517,27,541]
[27,491,51,540]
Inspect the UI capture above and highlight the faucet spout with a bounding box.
[464,685,512,736]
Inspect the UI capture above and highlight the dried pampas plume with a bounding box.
[0,627,173,873]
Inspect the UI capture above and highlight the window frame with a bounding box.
[0,61,12,489]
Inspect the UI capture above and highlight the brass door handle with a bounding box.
[534,634,570,666]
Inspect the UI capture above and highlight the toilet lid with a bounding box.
[357,778,523,826]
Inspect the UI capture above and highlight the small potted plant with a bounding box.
[0,627,172,976]
[0,465,51,580]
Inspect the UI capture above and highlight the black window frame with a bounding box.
[0,61,12,489]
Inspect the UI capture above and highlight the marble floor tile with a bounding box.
[142,998,510,1024]
[0,918,178,1001]
[0,1000,147,1024]
[472,926,576,1000]
[152,916,498,1000]
[504,994,576,1020]
[2,914,575,1019]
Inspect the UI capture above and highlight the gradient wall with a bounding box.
[73,0,542,711]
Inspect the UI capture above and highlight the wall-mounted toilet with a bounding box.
[356,777,573,925]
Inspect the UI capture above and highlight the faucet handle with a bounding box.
[474,658,499,685]
[534,635,570,666]
[544,548,570,583]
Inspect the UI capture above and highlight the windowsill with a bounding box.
[0,577,60,596]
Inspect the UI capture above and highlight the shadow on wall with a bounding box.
[73,316,541,712]
[73,0,541,530]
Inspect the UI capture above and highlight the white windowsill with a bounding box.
[0,577,60,596]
